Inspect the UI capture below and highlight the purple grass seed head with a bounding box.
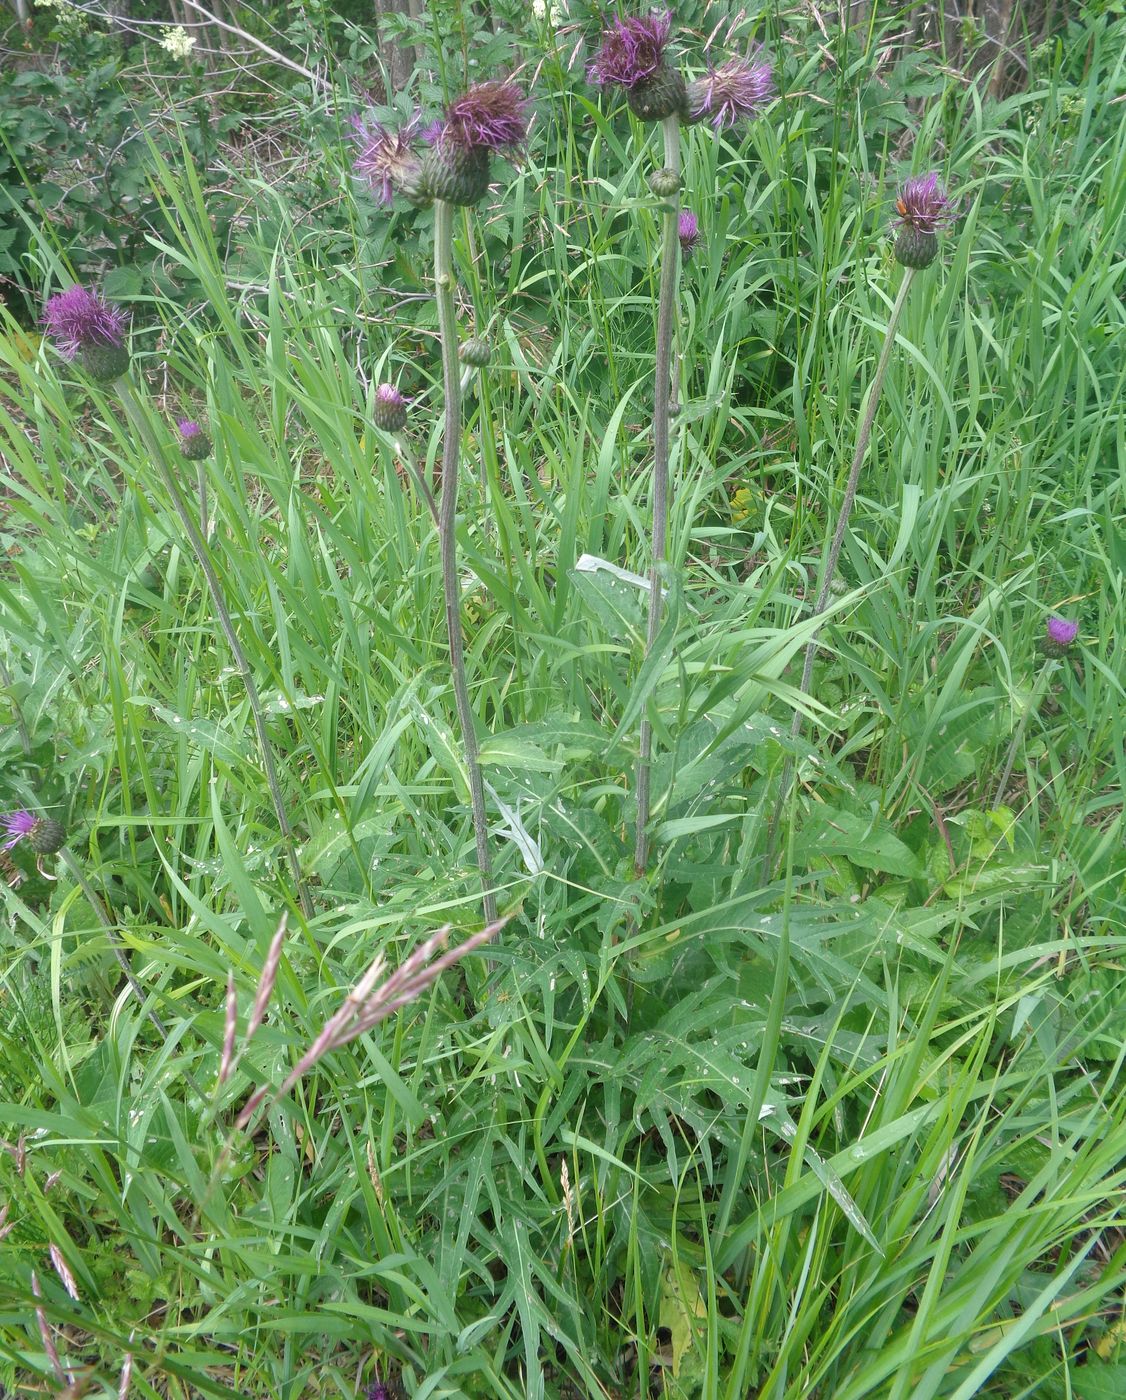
[589,10,687,122]
[41,285,129,381]
[686,53,774,130]
[373,382,408,433]
[351,113,431,207]
[678,209,701,261]
[1045,615,1079,652]
[892,172,958,269]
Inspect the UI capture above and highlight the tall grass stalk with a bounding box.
[114,376,315,920]
[634,113,682,880]
[434,199,496,923]
[764,268,916,874]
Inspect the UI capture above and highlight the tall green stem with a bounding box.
[434,200,497,923]
[115,378,314,921]
[764,269,917,876]
[634,114,682,880]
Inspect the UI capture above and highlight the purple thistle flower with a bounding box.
[589,10,672,89]
[41,285,127,361]
[894,173,958,236]
[373,382,408,432]
[177,417,212,460]
[365,1382,392,1400]
[2,810,37,851]
[678,210,701,260]
[687,54,774,130]
[1046,616,1079,647]
[438,81,530,154]
[352,113,427,205]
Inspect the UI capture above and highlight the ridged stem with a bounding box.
[115,378,314,922]
[434,199,497,924]
[763,269,916,877]
[634,114,682,880]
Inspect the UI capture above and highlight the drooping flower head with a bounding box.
[41,285,129,381]
[177,418,212,461]
[352,113,430,207]
[892,172,958,269]
[2,809,66,863]
[423,81,530,207]
[589,10,686,122]
[1045,615,1079,651]
[678,210,701,261]
[686,53,774,130]
[373,382,408,433]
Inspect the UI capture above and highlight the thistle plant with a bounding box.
[764,172,959,873]
[591,13,773,879]
[993,614,1080,809]
[353,82,530,923]
[41,285,315,921]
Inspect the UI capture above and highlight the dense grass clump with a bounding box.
[1,3,1125,1397]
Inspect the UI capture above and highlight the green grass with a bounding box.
[1,5,1125,1397]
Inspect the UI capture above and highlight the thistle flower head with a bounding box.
[588,10,672,89]
[1046,615,1079,649]
[2,810,37,850]
[678,210,701,260]
[438,81,530,154]
[352,113,428,205]
[41,285,128,372]
[373,382,408,432]
[687,53,774,129]
[2,809,65,858]
[892,172,958,269]
[894,172,958,236]
[365,1382,392,1400]
[177,418,212,461]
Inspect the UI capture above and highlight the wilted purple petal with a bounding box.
[588,10,672,89]
[688,54,774,129]
[678,210,701,259]
[352,112,424,203]
[439,81,530,154]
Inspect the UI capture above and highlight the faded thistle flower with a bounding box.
[589,10,687,122]
[352,113,430,207]
[373,383,408,432]
[678,210,701,261]
[893,172,958,269]
[1045,615,1079,652]
[2,810,66,865]
[686,53,774,130]
[41,285,129,381]
[422,81,531,207]
[177,419,212,461]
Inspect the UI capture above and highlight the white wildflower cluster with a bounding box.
[531,0,564,25]
[158,25,197,60]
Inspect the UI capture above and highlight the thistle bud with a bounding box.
[648,167,681,197]
[459,337,491,368]
[177,419,212,460]
[373,383,408,432]
[893,228,938,270]
[29,817,66,855]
